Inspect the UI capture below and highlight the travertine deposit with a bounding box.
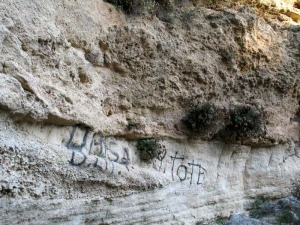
[0,0,299,224]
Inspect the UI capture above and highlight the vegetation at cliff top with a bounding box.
[105,0,172,16]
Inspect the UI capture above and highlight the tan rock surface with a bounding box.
[0,0,299,224]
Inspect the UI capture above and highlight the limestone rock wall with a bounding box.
[0,0,299,224]
[1,112,299,224]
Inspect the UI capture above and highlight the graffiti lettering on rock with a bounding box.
[170,152,206,185]
[66,125,132,172]
[171,152,184,181]
[188,160,206,185]
[66,126,90,151]
[69,151,87,166]
[68,150,129,176]
[120,147,130,171]
[66,125,207,186]
[156,144,167,172]
[177,165,188,181]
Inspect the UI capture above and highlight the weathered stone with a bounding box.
[0,0,299,224]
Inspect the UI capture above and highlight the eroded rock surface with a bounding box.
[0,0,300,224]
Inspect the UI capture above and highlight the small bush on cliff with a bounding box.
[127,118,139,131]
[249,196,300,224]
[105,0,172,16]
[279,210,299,224]
[105,0,155,14]
[250,196,272,218]
[182,103,224,138]
[137,138,159,161]
[225,105,264,140]
[190,0,225,7]
[292,179,300,199]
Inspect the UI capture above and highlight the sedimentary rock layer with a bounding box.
[0,0,299,224]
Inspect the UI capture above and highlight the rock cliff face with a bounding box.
[0,0,299,224]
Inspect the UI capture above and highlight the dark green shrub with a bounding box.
[292,179,300,199]
[196,218,228,225]
[190,0,225,7]
[278,210,297,224]
[215,220,227,225]
[250,196,272,219]
[226,105,264,140]
[105,0,172,16]
[105,0,123,11]
[137,139,159,161]
[105,0,152,14]
[276,198,300,224]
[127,118,139,131]
[182,103,222,136]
